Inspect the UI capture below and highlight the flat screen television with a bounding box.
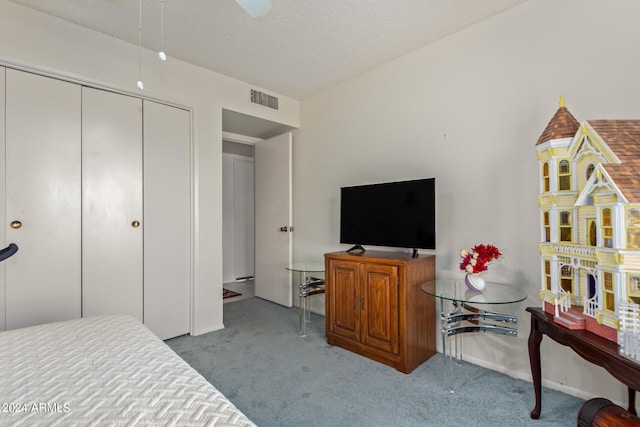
[340,178,436,254]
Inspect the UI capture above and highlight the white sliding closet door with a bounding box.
[223,153,255,283]
[82,87,143,321]
[222,153,235,283]
[233,156,255,280]
[4,69,82,330]
[143,100,191,340]
[0,66,5,331]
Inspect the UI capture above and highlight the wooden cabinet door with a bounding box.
[327,259,360,341]
[361,263,399,355]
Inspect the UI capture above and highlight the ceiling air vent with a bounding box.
[250,89,279,110]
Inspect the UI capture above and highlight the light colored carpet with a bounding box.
[166,297,583,426]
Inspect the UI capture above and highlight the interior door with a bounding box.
[4,69,82,330]
[254,132,293,307]
[81,87,143,321]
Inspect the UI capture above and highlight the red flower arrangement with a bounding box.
[459,244,502,274]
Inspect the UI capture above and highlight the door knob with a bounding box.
[280,226,288,232]
[131,220,140,228]
[10,221,22,229]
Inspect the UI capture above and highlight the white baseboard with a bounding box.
[457,352,623,407]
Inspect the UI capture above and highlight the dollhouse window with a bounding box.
[558,160,571,191]
[627,208,640,249]
[544,261,551,290]
[603,272,614,312]
[560,265,573,293]
[602,208,613,248]
[542,162,550,192]
[628,275,640,304]
[588,220,597,246]
[543,211,550,242]
[585,163,595,181]
[559,211,572,242]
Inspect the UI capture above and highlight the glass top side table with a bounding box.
[422,279,528,307]
[286,262,325,337]
[286,262,325,274]
[421,279,528,392]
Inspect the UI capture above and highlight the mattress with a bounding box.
[0,314,256,426]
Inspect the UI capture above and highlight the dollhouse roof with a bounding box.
[589,120,640,203]
[536,100,580,146]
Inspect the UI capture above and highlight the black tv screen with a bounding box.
[340,178,436,251]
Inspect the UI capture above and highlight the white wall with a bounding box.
[294,0,640,404]
[0,0,299,335]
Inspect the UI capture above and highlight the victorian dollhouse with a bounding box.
[536,96,640,349]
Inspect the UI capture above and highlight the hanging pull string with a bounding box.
[159,0,166,61]
[137,0,144,89]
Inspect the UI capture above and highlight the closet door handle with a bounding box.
[10,221,22,229]
[131,220,140,228]
[0,243,18,261]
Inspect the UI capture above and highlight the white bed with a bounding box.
[0,314,256,426]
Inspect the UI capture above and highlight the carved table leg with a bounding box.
[528,316,543,419]
[628,387,637,416]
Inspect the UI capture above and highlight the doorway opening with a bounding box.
[222,139,255,304]
[221,109,296,311]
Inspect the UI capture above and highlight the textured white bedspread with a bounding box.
[0,314,256,426]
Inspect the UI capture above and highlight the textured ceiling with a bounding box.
[11,0,526,100]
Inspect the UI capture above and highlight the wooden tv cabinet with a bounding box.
[324,250,436,373]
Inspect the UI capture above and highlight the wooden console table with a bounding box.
[527,307,640,419]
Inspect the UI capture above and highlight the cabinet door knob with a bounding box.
[10,221,22,229]
[131,220,140,228]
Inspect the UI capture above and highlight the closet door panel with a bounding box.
[0,67,5,331]
[5,69,82,330]
[222,153,234,284]
[222,153,254,283]
[233,156,254,279]
[143,100,191,339]
[82,87,143,321]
